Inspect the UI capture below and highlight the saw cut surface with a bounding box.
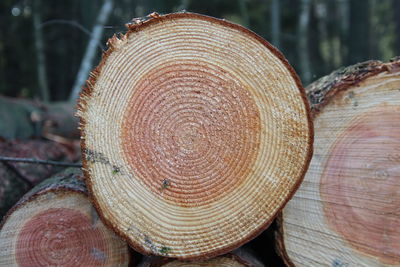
[0,191,129,266]
[281,60,400,266]
[78,12,312,259]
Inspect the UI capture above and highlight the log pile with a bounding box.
[277,59,400,266]
[1,11,399,267]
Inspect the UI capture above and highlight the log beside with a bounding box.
[0,168,130,266]
[277,59,400,266]
[78,12,313,260]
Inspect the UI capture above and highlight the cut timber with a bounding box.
[278,59,400,266]
[0,168,130,266]
[138,249,264,267]
[78,12,313,259]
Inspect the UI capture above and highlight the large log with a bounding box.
[78,12,313,260]
[0,168,130,266]
[277,59,400,266]
[138,249,264,267]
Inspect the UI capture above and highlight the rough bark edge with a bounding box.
[0,167,133,264]
[307,57,400,116]
[0,168,86,231]
[76,11,314,261]
[275,213,295,267]
[138,248,264,267]
[276,57,400,266]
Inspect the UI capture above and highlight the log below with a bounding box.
[277,58,400,266]
[138,249,264,267]
[0,168,130,266]
[0,139,80,219]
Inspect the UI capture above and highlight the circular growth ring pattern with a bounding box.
[79,13,312,259]
[16,208,107,267]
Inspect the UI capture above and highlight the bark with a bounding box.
[78,12,312,260]
[0,168,131,266]
[0,96,79,140]
[277,58,400,266]
[69,0,114,102]
[306,59,397,114]
[0,138,81,219]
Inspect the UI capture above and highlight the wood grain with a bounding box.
[0,169,130,266]
[78,12,312,260]
[279,59,400,266]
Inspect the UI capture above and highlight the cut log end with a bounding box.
[0,170,130,266]
[279,59,400,266]
[78,12,312,259]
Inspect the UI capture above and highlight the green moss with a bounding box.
[159,246,172,255]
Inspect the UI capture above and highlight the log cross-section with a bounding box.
[0,168,130,266]
[278,59,400,266]
[78,12,313,260]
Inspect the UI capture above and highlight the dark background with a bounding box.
[1,0,399,102]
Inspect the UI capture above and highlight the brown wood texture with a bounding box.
[0,168,130,266]
[138,249,265,267]
[277,58,400,266]
[78,12,313,260]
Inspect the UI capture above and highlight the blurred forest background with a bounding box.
[0,0,400,102]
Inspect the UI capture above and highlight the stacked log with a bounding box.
[277,59,400,266]
[0,139,80,218]
[77,12,312,260]
[0,168,130,266]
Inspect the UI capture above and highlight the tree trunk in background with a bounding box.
[238,0,250,28]
[69,0,114,102]
[0,168,131,266]
[369,0,380,60]
[395,0,400,56]
[32,0,50,102]
[338,0,349,66]
[347,0,370,64]
[271,0,280,48]
[298,0,312,85]
[309,2,325,79]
